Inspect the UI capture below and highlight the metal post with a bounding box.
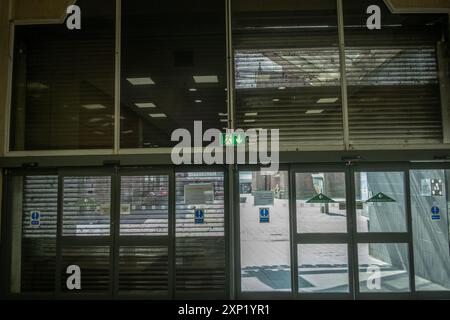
[114,0,122,154]
[337,0,350,150]
[437,41,450,144]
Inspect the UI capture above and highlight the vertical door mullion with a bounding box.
[55,173,63,297]
[347,164,359,300]
[404,167,416,296]
[345,164,355,299]
[168,170,176,298]
[234,167,242,298]
[289,168,298,297]
[111,167,120,298]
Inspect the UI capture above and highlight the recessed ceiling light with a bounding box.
[278,86,286,90]
[189,88,197,92]
[193,75,219,83]
[244,119,256,123]
[88,117,104,123]
[273,99,280,102]
[149,113,167,118]
[245,112,258,117]
[195,99,203,103]
[127,77,155,85]
[317,98,338,104]
[82,104,107,110]
[135,102,156,108]
[306,109,324,114]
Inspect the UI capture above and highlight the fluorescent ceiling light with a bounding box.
[122,130,133,134]
[127,77,155,85]
[135,102,156,108]
[306,109,324,114]
[149,113,167,118]
[93,131,105,135]
[273,99,280,102]
[193,75,219,83]
[27,82,49,90]
[189,88,197,92]
[195,99,203,103]
[245,112,258,117]
[244,119,256,123]
[88,117,104,123]
[219,113,228,116]
[317,98,338,104]
[278,86,286,90]
[220,119,228,122]
[82,104,107,110]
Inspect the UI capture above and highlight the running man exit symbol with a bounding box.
[259,208,270,223]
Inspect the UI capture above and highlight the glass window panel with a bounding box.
[240,171,291,292]
[118,246,169,294]
[410,170,450,291]
[121,0,227,148]
[10,0,115,150]
[355,172,407,233]
[296,172,347,233]
[63,176,111,236]
[60,246,110,293]
[175,172,226,294]
[232,0,343,149]
[10,176,58,293]
[298,244,349,293]
[343,0,448,145]
[358,243,410,293]
[120,175,169,236]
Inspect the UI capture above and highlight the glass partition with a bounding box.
[10,0,116,150]
[232,0,343,150]
[239,171,291,292]
[120,0,227,148]
[410,170,450,291]
[343,0,448,146]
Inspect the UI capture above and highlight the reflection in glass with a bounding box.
[233,0,343,149]
[121,0,227,148]
[355,172,406,233]
[358,243,410,293]
[298,244,349,293]
[63,176,111,236]
[344,0,448,145]
[240,171,291,292]
[175,172,226,294]
[296,172,347,233]
[10,0,115,150]
[120,176,169,236]
[410,170,450,291]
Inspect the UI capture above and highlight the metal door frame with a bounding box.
[290,163,354,300]
[114,167,173,300]
[173,165,230,300]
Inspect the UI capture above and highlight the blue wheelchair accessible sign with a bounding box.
[259,208,270,223]
[195,209,204,224]
[30,211,41,226]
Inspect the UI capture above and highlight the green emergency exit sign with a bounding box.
[221,132,246,146]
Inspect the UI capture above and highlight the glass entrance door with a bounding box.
[237,163,430,299]
[293,167,352,297]
[351,165,412,297]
